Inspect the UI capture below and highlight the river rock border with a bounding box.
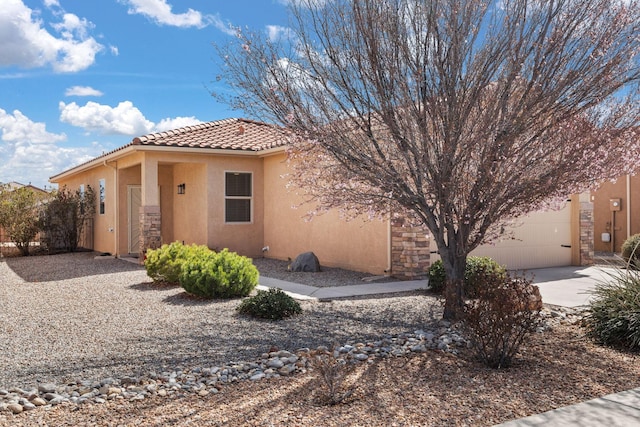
[0,307,584,415]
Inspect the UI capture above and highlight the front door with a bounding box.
[128,185,142,254]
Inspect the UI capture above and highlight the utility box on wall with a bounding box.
[610,198,622,211]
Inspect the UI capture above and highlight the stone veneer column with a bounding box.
[390,217,430,279]
[140,205,161,263]
[579,199,594,266]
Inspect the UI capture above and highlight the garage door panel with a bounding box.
[471,204,572,270]
[429,204,573,270]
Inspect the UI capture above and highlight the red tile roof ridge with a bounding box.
[133,118,271,145]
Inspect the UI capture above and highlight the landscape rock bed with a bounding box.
[0,323,468,415]
[0,253,440,400]
[0,252,593,422]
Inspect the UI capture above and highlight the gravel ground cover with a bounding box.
[1,253,640,426]
[251,257,394,287]
[0,252,437,391]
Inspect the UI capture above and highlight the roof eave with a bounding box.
[49,144,288,183]
[49,145,137,183]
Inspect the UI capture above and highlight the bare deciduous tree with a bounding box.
[216,0,640,319]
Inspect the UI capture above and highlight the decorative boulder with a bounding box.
[290,252,321,272]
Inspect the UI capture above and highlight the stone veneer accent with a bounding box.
[139,205,161,263]
[580,200,594,265]
[390,217,430,279]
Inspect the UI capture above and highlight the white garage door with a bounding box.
[430,203,573,270]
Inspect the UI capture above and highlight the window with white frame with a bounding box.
[225,172,252,223]
[98,179,105,215]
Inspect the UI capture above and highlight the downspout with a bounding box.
[627,174,631,241]
[386,215,392,274]
[104,160,118,257]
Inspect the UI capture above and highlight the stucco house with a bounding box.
[591,174,640,254]
[50,118,593,276]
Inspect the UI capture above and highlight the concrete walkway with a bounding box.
[257,276,428,300]
[495,388,640,426]
[257,265,640,427]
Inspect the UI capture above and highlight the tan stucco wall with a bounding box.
[592,175,640,253]
[205,156,265,257]
[53,148,389,271]
[172,162,208,246]
[262,153,389,275]
[55,164,117,255]
[128,151,266,257]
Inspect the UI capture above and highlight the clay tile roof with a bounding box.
[132,118,286,151]
[49,118,288,182]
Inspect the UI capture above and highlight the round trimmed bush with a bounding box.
[179,248,259,298]
[144,242,211,284]
[621,234,640,269]
[237,288,302,320]
[428,256,506,297]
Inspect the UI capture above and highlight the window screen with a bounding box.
[225,172,252,222]
[225,172,251,197]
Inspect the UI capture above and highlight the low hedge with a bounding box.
[144,242,210,284]
[180,248,259,298]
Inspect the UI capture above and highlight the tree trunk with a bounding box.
[442,253,467,320]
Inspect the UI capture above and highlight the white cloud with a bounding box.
[0,108,101,188]
[59,100,203,135]
[121,0,208,28]
[0,0,103,73]
[64,86,104,97]
[266,25,293,42]
[110,45,120,56]
[210,14,237,36]
[59,101,155,136]
[155,116,203,132]
[0,108,66,144]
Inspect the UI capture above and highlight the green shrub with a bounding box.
[427,259,447,293]
[621,234,640,269]
[236,288,302,320]
[464,274,543,369]
[465,256,508,298]
[428,257,507,297]
[144,242,210,284]
[180,248,259,298]
[583,268,640,351]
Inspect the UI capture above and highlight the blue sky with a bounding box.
[0,0,292,188]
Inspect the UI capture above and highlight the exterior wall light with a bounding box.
[177,183,186,195]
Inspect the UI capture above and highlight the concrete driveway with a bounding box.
[525,265,619,307]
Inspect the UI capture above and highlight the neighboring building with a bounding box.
[591,175,640,254]
[50,118,593,276]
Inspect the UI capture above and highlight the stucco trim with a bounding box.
[49,145,287,183]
